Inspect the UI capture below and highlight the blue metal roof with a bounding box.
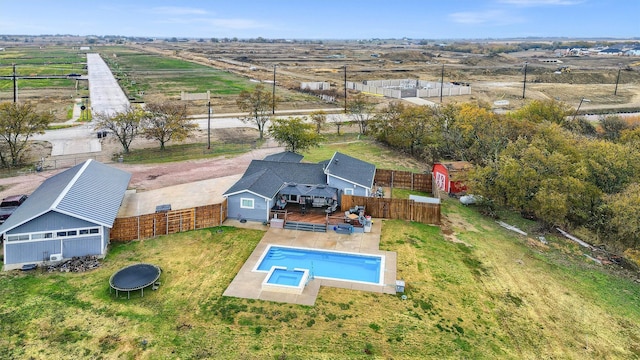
[0,159,131,233]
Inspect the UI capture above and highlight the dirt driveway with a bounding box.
[0,144,285,205]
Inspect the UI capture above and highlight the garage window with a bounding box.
[31,232,53,240]
[240,198,254,209]
[7,234,29,241]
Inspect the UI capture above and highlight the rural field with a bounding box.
[0,141,639,359]
[0,38,639,359]
[2,39,640,122]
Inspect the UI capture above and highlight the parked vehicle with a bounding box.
[0,194,28,224]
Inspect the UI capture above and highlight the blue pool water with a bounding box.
[256,246,383,284]
[267,268,305,286]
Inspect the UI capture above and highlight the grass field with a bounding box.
[1,201,638,359]
[0,46,86,89]
[0,44,639,359]
[120,142,261,164]
[97,46,257,100]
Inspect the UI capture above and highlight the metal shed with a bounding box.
[0,159,131,270]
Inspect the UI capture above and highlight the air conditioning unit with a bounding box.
[50,254,63,262]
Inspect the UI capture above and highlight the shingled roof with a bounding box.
[223,160,326,199]
[263,151,304,163]
[324,152,376,189]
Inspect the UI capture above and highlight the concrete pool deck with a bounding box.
[223,219,397,306]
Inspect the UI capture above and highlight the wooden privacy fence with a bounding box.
[374,169,432,192]
[342,195,440,225]
[110,200,227,242]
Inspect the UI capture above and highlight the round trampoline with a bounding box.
[109,263,162,299]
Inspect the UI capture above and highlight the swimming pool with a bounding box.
[255,245,384,285]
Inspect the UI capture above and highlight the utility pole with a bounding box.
[207,100,211,149]
[440,63,444,103]
[13,64,17,103]
[522,62,528,99]
[572,97,590,121]
[343,65,347,113]
[272,65,276,115]
[614,67,621,95]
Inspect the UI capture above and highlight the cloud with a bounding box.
[498,0,582,5]
[151,6,209,15]
[449,10,524,25]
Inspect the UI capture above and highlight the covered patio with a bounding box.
[274,183,340,214]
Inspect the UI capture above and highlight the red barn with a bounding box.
[432,161,472,194]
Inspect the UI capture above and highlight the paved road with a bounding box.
[87,53,130,116]
[189,111,351,131]
[34,54,131,156]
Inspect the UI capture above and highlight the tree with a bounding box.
[604,183,640,250]
[141,102,197,150]
[0,101,53,167]
[309,110,327,134]
[599,115,629,141]
[93,105,144,153]
[510,99,572,125]
[348,93,375,135]
[370,102,435,158]
[268,117,322,153]
[236,84,278,140]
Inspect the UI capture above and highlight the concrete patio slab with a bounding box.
[222,218,397,305]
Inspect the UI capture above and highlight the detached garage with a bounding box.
[0,159,131,270]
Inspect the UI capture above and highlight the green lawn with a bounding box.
[120,142,259,164]
[1,202,638,359]
[303,136,426,172]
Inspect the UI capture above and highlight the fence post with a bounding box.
[137,216,140,240]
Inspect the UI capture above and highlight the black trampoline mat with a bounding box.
[109,263,161,291]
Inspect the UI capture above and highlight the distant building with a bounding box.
[626,47,640,56]
[598,48,623,55]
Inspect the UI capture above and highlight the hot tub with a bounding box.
[261,266,309,295]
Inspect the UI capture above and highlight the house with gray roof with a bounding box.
[223,151,375,222]
[0,159,131,270]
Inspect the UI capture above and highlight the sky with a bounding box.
[0,0,638,40]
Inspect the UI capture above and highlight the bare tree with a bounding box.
[142,102,198,150]
[0,101,53,167]
[310,110,327,134]
[93,105,144,153]
[236,84,278,139]
[348,93,375,135]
